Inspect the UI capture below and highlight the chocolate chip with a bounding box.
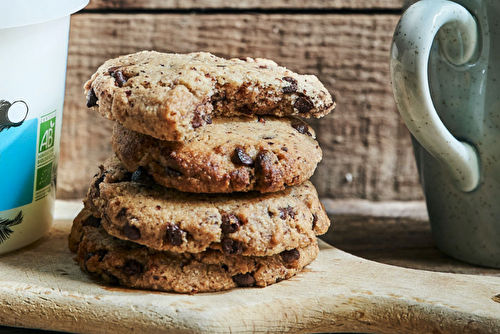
[291,121,311,135]
[110,69,127,87]
[192,110,204,128]
[165,166,182,177]
[312,214,318,229]
[192,102,213,129]
[221,264,229,271]
[294,96,314,113]
[131,166,154,185]
[233,273,255,287]
[278,206,295,220]
[123,260,143,276]
[280,249,300,263]
[232,147,253,166]
[82,215,101,228]
[221,214,241,234]
[166,224,183,246]
[257,116,266,124]
[282,76,298,94]
[86,88,98,108]
[108,67,128,87]
[123,224,141,240]
[221,238,243,255]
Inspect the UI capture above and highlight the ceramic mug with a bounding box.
[391,0,500,268]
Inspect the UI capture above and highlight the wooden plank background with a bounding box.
[85,0,404,10]
[58,0,424,201]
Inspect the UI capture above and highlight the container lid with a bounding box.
[0,0,89,29]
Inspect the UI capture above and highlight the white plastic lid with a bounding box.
[0,0,89,29]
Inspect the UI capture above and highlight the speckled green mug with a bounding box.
[391,0,500,268]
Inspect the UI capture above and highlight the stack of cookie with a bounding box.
[69,51,335,293]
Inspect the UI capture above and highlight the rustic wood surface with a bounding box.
[322,199,500,275]
[1,199,499,334]
[59,6,423,201]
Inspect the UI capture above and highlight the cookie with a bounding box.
[84,51,335,141]
[69,208,98,253]
[74,218,319,293]
[84,156,330,257]
[111,116,322,193]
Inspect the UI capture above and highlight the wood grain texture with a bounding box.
[85,0,404,10]
[59,13,422,200]
[1,200,500,334]
[321,199,500,275]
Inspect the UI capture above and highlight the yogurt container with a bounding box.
[0,0,89,254]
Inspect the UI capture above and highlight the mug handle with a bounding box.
[390,0,480,192]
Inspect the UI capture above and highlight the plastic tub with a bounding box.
[0,0,89,254]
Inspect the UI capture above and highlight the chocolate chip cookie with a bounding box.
[69,208,99,253]
[74,219,319,293]
[111,116,322,193]
[84,156,330,257]
[84,51,335,141]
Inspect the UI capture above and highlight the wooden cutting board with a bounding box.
[1,202,500,334]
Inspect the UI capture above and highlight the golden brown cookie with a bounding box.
[111,116,322,193]
[84,51,335,141]
[74,219,319,293]
[83,156,330,257]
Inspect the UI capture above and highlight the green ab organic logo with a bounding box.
[39,115,55,152]
[36,111,56,193]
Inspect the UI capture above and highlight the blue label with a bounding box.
[0,118,38,211]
